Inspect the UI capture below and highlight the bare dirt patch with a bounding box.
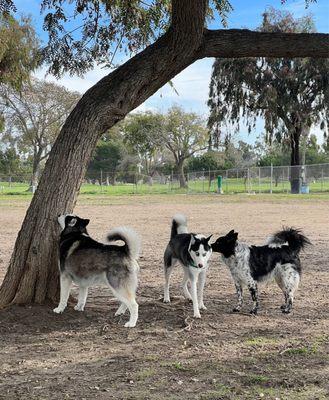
[0,195,328,399]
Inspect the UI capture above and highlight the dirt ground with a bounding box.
[0,194,328,400]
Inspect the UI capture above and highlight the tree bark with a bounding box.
[28,148,43,191]
[290,126,301,194]
[200,29,329,58]
[1,0,328,307]
[177,160,187,189]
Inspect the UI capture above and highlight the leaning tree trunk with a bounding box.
[0,0,208,307]
[0,0,328,307]
[290,126,301,194]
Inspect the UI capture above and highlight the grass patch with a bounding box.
[172,361,188,371]
[244,336,279,347]
[244,373,271,385]
[283,345,318,356]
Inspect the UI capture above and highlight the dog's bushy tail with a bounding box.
[107,227,141,259]
[269,227,311,253]
[171,214,188,239]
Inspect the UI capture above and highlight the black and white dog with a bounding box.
[163,214,212,318]
[212,228,310,315]
[54,214,141,327]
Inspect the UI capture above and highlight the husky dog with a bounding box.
[54,214,141,328]
[212,228,310,315]
[163,214,213,318]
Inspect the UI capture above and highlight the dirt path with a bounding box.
[0,195,328,399]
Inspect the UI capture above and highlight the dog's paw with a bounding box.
[53,307,65,314]
[115,309,126,316]
[280,304,286,310]
[232,307,241,313]
[163,298,170,303]
[281,308,292,314]
[74,304,85,312]
[124,321,136,328]
[250,309,258,315]
[199,304,207,310]
[193,312,201,319]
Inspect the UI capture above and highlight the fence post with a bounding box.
[171,169,173,192]
[258,167,261,194]
[247,168,250,194]
[208,168,211,192]
[100,169,103,193]
[270,164,273,194]
[202,169,205,193]
[321,168,324,192]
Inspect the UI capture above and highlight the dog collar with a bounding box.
[189,262,204,269]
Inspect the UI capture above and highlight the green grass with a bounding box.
[244,336,279,347]
[1,177,329,196]
[172,361,188,371]
[244,373,271,385]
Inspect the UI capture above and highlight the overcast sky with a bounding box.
[15,0,329,144]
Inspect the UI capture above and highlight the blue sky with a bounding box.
[15,0,329,144]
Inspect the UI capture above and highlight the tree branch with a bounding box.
[198,29,329,58]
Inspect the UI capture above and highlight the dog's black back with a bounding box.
[249,245,301,280]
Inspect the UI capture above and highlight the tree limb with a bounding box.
[199,29,329,59]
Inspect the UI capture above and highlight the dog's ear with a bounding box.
[68,217,77,227]
[81,218,90,227]
[227,229,235,236]
[231,232,238,241]
[205,234,213,242]
[189,235,196,249]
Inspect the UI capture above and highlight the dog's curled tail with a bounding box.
[269,227,311,253]
[107,227,141,260]
[171,213,188,239]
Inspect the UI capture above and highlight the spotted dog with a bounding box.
[212,228,310,315]
[163,214,213,318]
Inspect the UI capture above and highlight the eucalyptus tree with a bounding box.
[208,8,329,193]
[0,0,328,306]
[0,14,39,90]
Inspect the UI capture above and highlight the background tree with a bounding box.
[0,0,327,307]
[87,129,126,185]
[0,147,20,175]
[0,15,39,91]
[187,151,225,172]
[124,107,209,187]
[0,78,80,188]
[123,112,165,177]
[208,8,329,193]
[162,106,208,187]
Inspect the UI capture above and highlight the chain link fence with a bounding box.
[1,163,329,195]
